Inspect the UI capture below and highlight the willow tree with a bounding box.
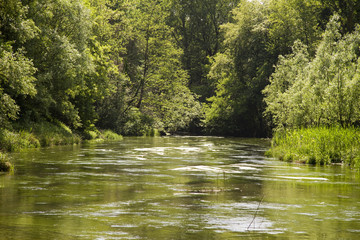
[264,15,360,129]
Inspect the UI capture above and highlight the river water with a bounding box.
[0,136,359,239]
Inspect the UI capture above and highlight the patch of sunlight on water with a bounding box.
[275,176,329,181]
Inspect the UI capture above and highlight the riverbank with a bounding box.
[0,121,122,172]
[267,126,360,168]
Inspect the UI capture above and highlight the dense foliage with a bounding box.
[0,0,201,137]
[2,0,360,144]
[264,15,360,129]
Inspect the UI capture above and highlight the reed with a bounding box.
[267,126,360,168]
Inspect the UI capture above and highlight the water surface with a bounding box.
[1,137,359,239]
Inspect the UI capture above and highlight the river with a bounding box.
[0,136,359,239]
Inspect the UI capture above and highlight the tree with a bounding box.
[263,41,311,129]
[23,0,104,129]
[113,0,201,134]
[264,15,360,130]
[205,0,272,136]
[319,0,360,33]
[267,0,322,56]
[0,0,37,127]
[168,0,240,100]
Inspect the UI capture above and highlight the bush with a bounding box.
[100,130,123,140]
[0,152,13,172]
[83,129,99,140]
[120,108,154,136]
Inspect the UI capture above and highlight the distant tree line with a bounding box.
[1,0,360,136]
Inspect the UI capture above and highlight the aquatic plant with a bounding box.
[267,126,360,168]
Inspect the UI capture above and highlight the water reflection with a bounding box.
[0,137,360,239]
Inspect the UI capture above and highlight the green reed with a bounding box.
[267,126,360,168]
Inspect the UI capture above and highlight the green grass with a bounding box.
[100,130,123,140]
[30,121,81,147]
[0,122,123,172]
[267,126,360,168]
[0,121,81,172]
[0,129,40,152]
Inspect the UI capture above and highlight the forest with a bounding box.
[2,0,360,169]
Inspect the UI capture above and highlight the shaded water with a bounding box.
[1,136,360,239]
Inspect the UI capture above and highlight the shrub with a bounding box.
[0,152,13,172]
[101,130,123,140]
[120,108,154,136]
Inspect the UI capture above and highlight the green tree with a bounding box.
[205,0,272,136]
[168,0,240,100]
[115,0,201,134]
[320,0,360,33]
[24,0,104,129]
[0,0,37,127]
[263,41,311,129]
[264,15,360,130]
[267,0,322,56]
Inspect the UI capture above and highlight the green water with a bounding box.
[1,136,359,239]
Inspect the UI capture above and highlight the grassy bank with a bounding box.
[267,127,360,168]
[1,122,81,152]
[0,121,122,172]
[83,129,123,143]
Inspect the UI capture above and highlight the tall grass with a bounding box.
[267,126,360,168]
[30,121,81,146]
[0,129,40,152]
[84,129,123,143]
[100,130,123,140]
[0,122,123,172]
[0,121,82,172]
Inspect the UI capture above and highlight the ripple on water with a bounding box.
[204,215,282,234]
[5,136,360,239]
[275,176,329,181]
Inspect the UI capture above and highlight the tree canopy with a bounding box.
[264,15,360,129]
[2,0,360,137]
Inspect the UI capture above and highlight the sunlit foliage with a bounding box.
[264,15,360,129]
